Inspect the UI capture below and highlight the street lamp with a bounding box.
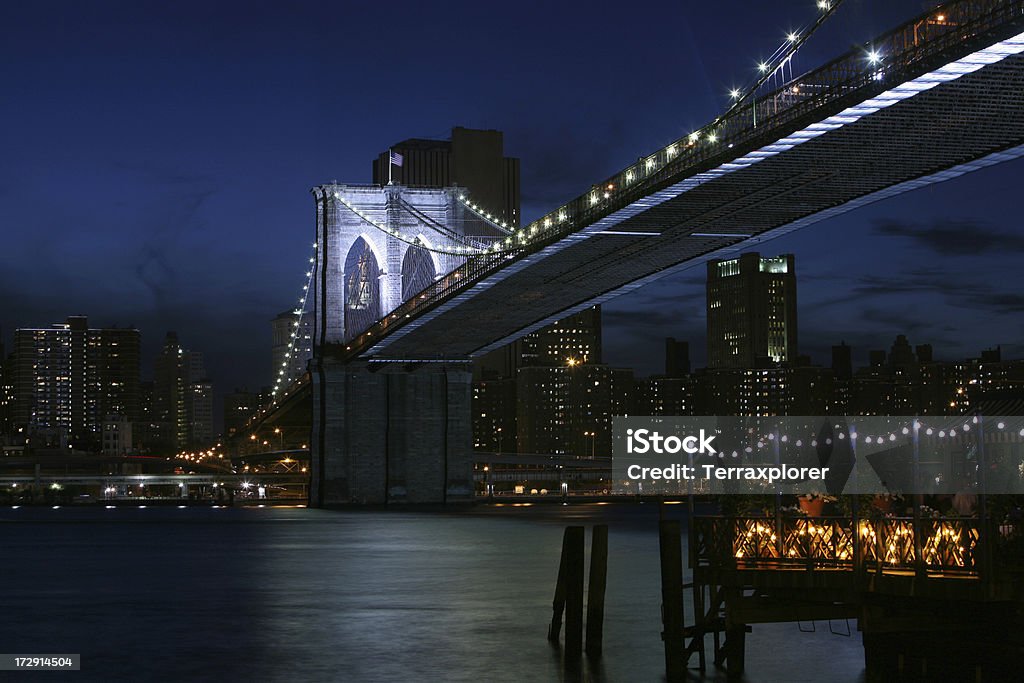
[583,431,596,459]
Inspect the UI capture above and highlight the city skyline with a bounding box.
[2,0,1023,399]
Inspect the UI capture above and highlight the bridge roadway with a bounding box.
[336,0,1024,362]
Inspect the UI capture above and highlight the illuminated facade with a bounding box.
[11,316,140,450]
[516,363,632,457]
[707,252,797,369]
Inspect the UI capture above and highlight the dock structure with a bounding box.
[677,511,1024,681]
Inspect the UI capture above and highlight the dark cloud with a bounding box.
[874,218,1024,255]
[982,292,1024,314]
[602,306,701,330]
[807,267,1008,311]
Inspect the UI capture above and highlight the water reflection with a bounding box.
[1,505,864,682]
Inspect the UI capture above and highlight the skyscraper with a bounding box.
[153,332,187,450]
[153,332,213,451]
[0,338,11,438]
[223,388,261,438]
[475,306,603,381]
[515,363,633,457]
[11,316,140,450]
[706,253,797,369]
[372,126,520,225]
[519,306,603,368]
[665,337,690,378]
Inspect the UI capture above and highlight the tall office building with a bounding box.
[472,378,517,452]
[372,126,520,225]
[153,333,187,450]
[475,306,603,381]
[0,339,11,438]
[153,332,213,451]
[519,306,602,368]
[665,338,690,378]
[515,363,633,457]
[472,305,603,453]
[185,352,213,447]
[707,253,797,369]
[11,316,140,450]
[223,388,260,438]
[271,310,312,388]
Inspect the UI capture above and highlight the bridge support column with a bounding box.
[310,354,474,505]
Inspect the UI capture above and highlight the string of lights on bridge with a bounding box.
[374,1,879,259]
[271,241,318,397]
[325,1,903,265]
[333,192,496,256]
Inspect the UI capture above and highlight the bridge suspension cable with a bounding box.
[398,198,499,251]
[333,192,502,256]
[271,241,317,397]
[724,0,847,118]
[453,194,514,234]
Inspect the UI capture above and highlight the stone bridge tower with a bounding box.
[308,184,486,505]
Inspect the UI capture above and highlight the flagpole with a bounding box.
[388,148,392,185]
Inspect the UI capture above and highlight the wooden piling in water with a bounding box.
[659,519,685,682]
[548,528,570,642]
[585,524,608,657]
[548,525,586,660]
[564,526,586,659]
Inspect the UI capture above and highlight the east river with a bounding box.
[1,504,865,682]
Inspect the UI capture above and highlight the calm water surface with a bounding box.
[1,504,865,682]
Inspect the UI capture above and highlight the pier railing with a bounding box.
[690,515,1007,577]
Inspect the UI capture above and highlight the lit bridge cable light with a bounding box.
[272,241,318,398]
[333,192,486,256]
[336,0,1022,363]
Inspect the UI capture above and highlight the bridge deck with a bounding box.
[340,1,1024,360]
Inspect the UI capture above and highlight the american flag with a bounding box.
[390,151,403,167]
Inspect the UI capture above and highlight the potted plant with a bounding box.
[798,492,835,516]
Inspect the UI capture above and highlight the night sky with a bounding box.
[3,0,1023,407]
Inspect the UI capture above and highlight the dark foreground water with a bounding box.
[1,504,865,682]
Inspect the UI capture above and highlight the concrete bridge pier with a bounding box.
[309,353,474,506]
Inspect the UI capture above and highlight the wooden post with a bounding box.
[913,494,926,578]
[912,422,926,578]
[695,581,707,672]
[975,414,992,581]
[548,528,571,642]
[564,526,586,659]
[725,588,746,681]
[875,515,884,578]
[585,524,609,657]
[852,492,862,574]
[660,519,685,682]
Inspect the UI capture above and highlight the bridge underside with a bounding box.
[366,50,1024,360]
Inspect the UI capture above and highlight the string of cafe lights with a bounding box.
[271,241,318,397]
[698,416,1024,459]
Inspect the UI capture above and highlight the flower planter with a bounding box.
[798,497,825,517]
[871,495,893,513]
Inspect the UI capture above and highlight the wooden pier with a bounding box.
[668,512,1024,681]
